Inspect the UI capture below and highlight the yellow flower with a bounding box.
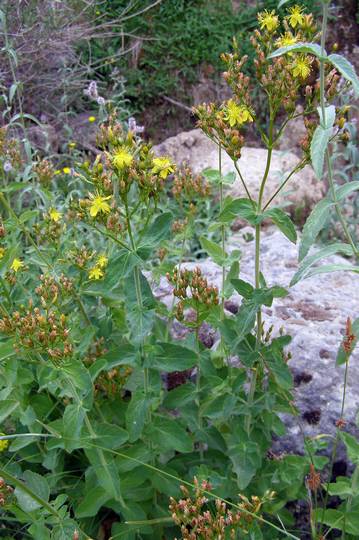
[0,248,5,259]
[258,10,279,32]
[49,208,62,223]
[113,148,133,169]
[224,100,254,128]
[89,193,112,217]
[54,169,61,175]
[63,167,71,174]
[152,157,175,179]
[68,142,77,148]
[88,116,96,123]
[276,32,298,49]
[11,258,24,272]
[0,434,9,452]
[89,266,104,280]
[292,55,312,79]
[97,254,108,268]
[288,5,305,28]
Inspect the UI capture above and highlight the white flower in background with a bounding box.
[3,161,13,172]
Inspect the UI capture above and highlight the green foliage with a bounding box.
[93,0,318,113]
[0,2,358,540]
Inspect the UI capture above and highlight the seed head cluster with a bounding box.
[0,302,73,365]
[167,267,219,324]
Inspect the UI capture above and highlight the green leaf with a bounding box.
[264,208,297,243]
[15,470,50,512]
[278,0,291,7]
[0,399,19,423]
[151,342,197,372]
[340,432,359,464]
[219,197,257,225]
[227,432,262,489]
[299,198,334,261]
[318,104,336,129]
[224,260,240,297]
[200,236,226,266]
[314,508,359,535]
[299,263,359,280]
[291,243,353,285]
[100,344,139,369]
[328,53,359,97]
[336,181,359,201]
[63,404,85,452]
[326,477,353,497]
[223,171,236,185]
[126,392,150,442]
[75,486,109,518]
[231,279,254,299]
[163,383,196,409]
[138,211,172,255]
[147,415,192,453]
[61,361,92,394]
[124,271,156,344]
[269,42,325,59]
[310,125,332,179]
[202,168,220,183]
[337,317,359,365]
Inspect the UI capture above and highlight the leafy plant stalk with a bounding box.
[319,1,358,258]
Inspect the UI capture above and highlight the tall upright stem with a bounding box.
[219,144,225,320]
[245,113,274,435]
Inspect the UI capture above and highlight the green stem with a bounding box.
[219,143,225,320]
[233,161,255,205]
[319,351,350,538]
[195,323,204,462]
[245,111,274,435]
[262,159,307,211]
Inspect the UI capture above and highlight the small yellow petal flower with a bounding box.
[292,55,312,79]
[89,266,104,280]
[288,5,305,28]
[0,248,5,259]
[113,148,133,169]
[276,32,298,49]
[0,434,9,452]
[258,10,279,32]
[224,100,254,128]
[63,167,71,174]
[89,193,112,217]
[152,157,175,179]
[49,208,62,223]
[97,254,108,268]
[88,116,96,123]
[11,258,24,272]
[68,142,77,148]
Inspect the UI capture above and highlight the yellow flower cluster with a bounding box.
[49,208,62,223]
[152,157,175,179]
[258,9,279,32]
[0,434,8,452]
[11,258,24,273]
[224,100,254,128]
[292,55,312,79]
[89,254,108,280]
[287,5,305,28]
[89,193,112,218]
[113,147,133,170]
